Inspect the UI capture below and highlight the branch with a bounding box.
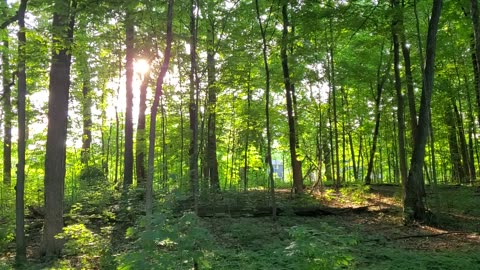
[0,13,19,29]
[391,231,468,240]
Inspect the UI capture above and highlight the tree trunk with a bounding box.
[2,35,11,187]
[365,48,388,185]
[206,19,220,191]
[145,0,173,224]
[189,0,199,213]
[123,11,134,188]
[136,70,151,185]
[404,0,442,224]
[256,0,276,218]
[280,1,303,193]
[392,1,409,187]
[446,107,462,182]
[453,100,472,183]
[81,78,92,165]
[471,0,480,128]
[43,0,75,256]
[15,0,27,262]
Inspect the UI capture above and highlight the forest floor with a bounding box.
[1,184,480,269]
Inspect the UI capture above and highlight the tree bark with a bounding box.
[43,0,75,256]
[15,0,27,262]
[123,11,134,188]
[404,0,442,224]
[280,1,303,193]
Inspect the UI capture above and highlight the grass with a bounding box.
[1,184,479,269]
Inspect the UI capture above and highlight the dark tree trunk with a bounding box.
[404,0,442,224]
[136,70,151,185]
[2,37,12,186]
[43,0,75,256]
[280,2,303,193]
[365,48,388,185]
[15,0,28,263]
[256,0,276,218]
[206,19,220,191]
[471,0,480,129]
[123,11,134,188]
[446,106,463,183]
[453,100,472,183]
[392,0,409,186]
[189,0,199,213]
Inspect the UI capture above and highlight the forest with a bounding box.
[1,0,480,269]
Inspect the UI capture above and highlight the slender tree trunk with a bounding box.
[446,106,463,182]
[101,83,109,176]
[2,35,12,186]
[145,0,173,224]
[365,49,388,185]
[281,1,302,193]
[392,2,409,186]
[255,0,276,218]
[189,0,199,213]
[123,11,134,188]
[243,72,252,192]
[43,0,75,256]
[15,0,28,262]
[453,100,472,183]
[328,20,341,189]
[404,0,442,223]
[136,70,151,185]
[81,78,92,165]
[471,0,480,129]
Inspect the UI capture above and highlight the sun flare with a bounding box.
[134,59,150,75]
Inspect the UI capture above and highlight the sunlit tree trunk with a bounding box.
[43,0,75,256]
[404,0,442,223]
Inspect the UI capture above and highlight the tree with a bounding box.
[205,2,220,192]
[189,0,199,212]
[15,0,28,262]
[123,8,134,188]
[404,0,442,223]
[42,0,76,256]
[145,0,174,223]
[280,0,303,193]
[255,0,276,217]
